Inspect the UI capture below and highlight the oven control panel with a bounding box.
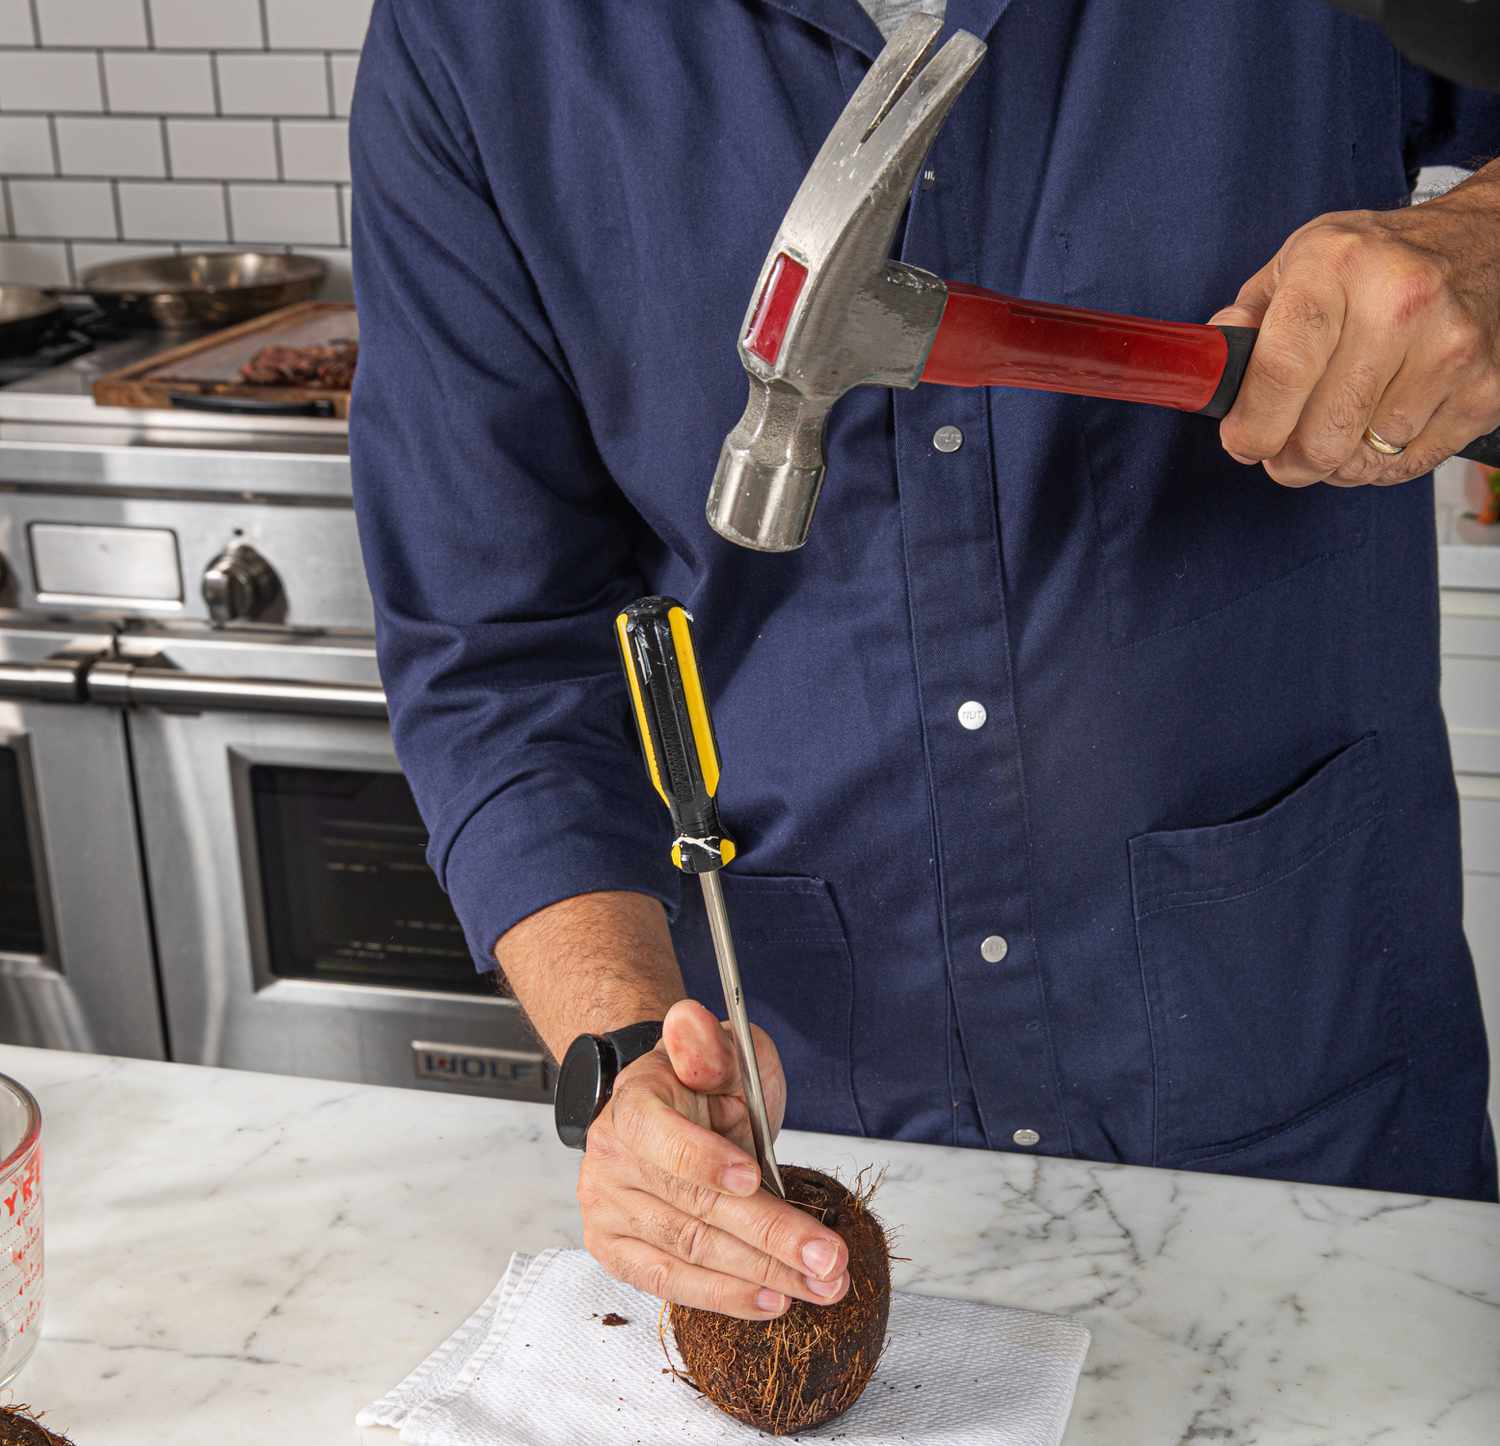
[0,499,373,632]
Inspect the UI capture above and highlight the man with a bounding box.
[349,0,1500,1323]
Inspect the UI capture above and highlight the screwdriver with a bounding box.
[614,596,787,1200]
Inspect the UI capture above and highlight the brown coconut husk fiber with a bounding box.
[669,1165,891,1436]
[0,1406,74,1446]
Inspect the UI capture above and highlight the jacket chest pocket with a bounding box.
[1129,733,1406,1167]
[669,873,864,1138]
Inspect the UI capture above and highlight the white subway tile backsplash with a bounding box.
[57,116,164,178]
[0,240,70,285]
[0,0,35,45]
[119,181,226,241]
[264,0,372,52]
[217,54,329,117]
[0,51,103,111]
[105,51,215,114]
[330,55,358,117]
[0,117,56,175]
[9,178,115,238]
[229,183,340,245]
[69,239,171,281]
[280,121,348,183]
[6,0,375,279]
[37,0,148,48]
[340,184,353,244]
[148,0,263,50]
[168,119,278,180]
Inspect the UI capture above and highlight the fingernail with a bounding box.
[805,1273,845,1299]
[756,1289,787,1314]
[721,1164,759,1196]
[801,1240,838,1278]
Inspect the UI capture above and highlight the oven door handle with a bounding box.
[0,654,93,704]
[88,660,388,719]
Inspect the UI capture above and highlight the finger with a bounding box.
[1265,328,1403,486]
[748,1024,787,1136]
[1218,279,1348,473]
[1360,395,1482,487]
[663,998,739,1095]
[645,1163,849,1282]
[706,1023,787,1155]
[1327,357,1445,485]
[602,1236,791,1320]
[606,1076,762,1198]
[617,1190,850,1307]
[691,1177,849,1282]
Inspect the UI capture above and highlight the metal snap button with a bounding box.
[980,934,1009,964]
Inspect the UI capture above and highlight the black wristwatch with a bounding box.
[553,1020,665,1149]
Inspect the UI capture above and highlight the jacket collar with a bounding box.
[756,0,1016,60]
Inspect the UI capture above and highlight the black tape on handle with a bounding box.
[1195,325,1500,468]
[1195,326,1256,421]
[1458,430,1500,469]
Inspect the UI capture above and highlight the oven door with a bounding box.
[103,630,548,1102]
[0,623,165,1058]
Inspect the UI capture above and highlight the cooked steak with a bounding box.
[241,338,358,389]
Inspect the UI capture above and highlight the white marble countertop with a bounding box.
[3,1043,1496,1444]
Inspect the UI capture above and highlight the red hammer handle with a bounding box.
[921,282,1253,417]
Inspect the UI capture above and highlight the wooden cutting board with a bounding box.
[92,301,357,418]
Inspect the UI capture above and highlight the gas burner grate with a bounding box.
[0,330,96,385]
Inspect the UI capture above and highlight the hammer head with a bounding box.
[708,16,986,552]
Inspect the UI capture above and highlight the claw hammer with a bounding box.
[707,14,1500,554]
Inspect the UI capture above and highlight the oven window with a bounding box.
[0,747,45,957]
[250,765,495,995]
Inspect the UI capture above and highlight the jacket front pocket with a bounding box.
[1129,733,1404,1165]
[669,872,864,1138]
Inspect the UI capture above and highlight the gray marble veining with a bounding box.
[0,1044,1493,1443]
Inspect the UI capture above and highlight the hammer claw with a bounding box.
[825,14,943,155]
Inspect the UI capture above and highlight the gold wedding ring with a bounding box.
[1363,426,1406,457]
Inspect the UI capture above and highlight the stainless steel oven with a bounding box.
[0,622,163,1058]
[0,324,548,1103]
[91,629,547,1101]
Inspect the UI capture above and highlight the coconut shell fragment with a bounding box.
[670,1165,891,1436]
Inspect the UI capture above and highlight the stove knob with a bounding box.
[202,543,280,625]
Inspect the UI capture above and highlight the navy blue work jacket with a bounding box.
[350,0,1500,1199]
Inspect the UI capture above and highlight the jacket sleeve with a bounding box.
[1401,62,1500,176]
[348,0,679,971]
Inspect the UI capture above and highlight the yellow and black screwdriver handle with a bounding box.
[615,596,737,876]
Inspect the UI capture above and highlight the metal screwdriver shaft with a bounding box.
[698,868,784,1199]
[615,597,786,1199]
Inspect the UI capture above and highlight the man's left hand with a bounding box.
[1210,164,1500,487]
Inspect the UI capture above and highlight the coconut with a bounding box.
[670,1165,891,1436]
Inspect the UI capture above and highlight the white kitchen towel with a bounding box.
[358,1247,1092,1445]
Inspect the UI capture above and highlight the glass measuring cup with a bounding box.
[0,1074,41,1386]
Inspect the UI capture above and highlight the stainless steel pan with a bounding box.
[74,252,328,329]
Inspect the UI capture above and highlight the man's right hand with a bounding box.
[577,998,850,1320]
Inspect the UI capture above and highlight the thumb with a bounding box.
[662,998,739,1095]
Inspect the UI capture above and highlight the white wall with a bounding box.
[0,0,372,298]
